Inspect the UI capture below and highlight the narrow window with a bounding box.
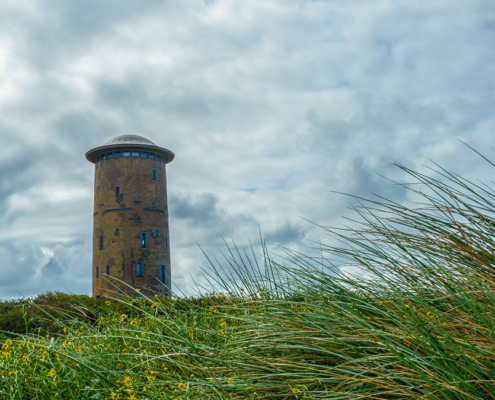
[115,229,119,235]
[136,263,143,277]
[160,264,167,285]
[96,267,99,278]
[114,152,121,158]
[140,232,148,248]
[149,153,155,159]
[101,154,106,160]
[115,187,120,197]
[106,265,110,275]
[132,151,139,157]
[152,169,157,180]
[155,230,159,236]
[107,153,113,159]
[164,235,168,251]
[141,152,148,158]
[123,151,131,157]
[99,235,104,250]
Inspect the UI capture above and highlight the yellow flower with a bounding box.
[142,386,148,392]
[118,363,124,368]
[48,368,56,377]
[178,382,186,390]
[63,327,68,333]
[228,378,233,384]
[123,376,132,386]
[110,392,119,400]
[141,332,146,337]
[136,288,141,292]
[292,387,300,394]
[130,320,137,326]
[129,395,136,400]
[209,307,214,311]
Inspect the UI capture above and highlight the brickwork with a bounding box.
[92,156,171,298]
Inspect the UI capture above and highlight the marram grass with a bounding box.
[2,159,495,399]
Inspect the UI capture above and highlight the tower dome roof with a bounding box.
[104,134,158,146]
[86,134,174,164]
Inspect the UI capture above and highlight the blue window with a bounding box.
[160,264,167,285]
[107,153,113,159]
[141,152,148,158]
[134,291,144,298]
[106,265,110,275]
[155,230,159,236]
[114,152,121,158]
[115,187,120,197]
[152,169,157,180]
[164,235,168,251]
[149,153,155,159]
[99,235,104,250]
[123,151,130,157]
[115,229,119,235]
[140,232,148,248]
[136,263,143,277]
[96,267,99,278]
[132,151,139,157]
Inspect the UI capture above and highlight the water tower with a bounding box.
[86,135,174,298]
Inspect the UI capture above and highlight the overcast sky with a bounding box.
[0,0,494,299]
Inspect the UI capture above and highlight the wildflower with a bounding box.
[292,387,300,394]
[129,395,136,400]
[209,307,214,311]
[123,376,132,386]
[155,294,159,298]
[63,327,68,333]
[141,332,146,337]
[48,368,56,377]
[178,383,186,390]
[118,363,124,368]
[130,320,137,326]
[136,289,141,292]
[143,386,149,392]
[228,378,233,384]
[110,392,119,400]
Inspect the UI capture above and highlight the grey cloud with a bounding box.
[0,0,494,299]
[265,222,307,246]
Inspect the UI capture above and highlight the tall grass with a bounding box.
[2,158,495,399]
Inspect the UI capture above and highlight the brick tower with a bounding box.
[86,135,174,298]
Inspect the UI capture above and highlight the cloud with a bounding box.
[0,0,494,298]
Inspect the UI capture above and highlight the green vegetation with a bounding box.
[2,158,495,399]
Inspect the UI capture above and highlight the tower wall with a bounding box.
[92,155,171,298]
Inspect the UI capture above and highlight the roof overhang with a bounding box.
[85,144,175,164]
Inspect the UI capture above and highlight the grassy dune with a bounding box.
[2,159,495,399]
